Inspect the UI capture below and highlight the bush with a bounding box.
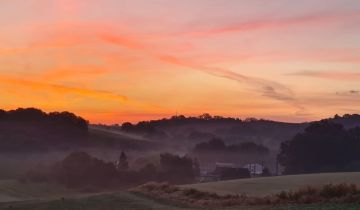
[320,184,358,198]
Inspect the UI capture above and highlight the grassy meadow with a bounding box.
[1,173,360,209]
[0,193,360,210]
[185,172,360,196]
[0,192,199,210]
[0,179,70,202]
[0,179,196,210]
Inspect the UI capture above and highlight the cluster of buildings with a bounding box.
[199,162,266,183]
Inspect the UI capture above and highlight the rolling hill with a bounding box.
[110,114,360,153]
[0,179,197,210]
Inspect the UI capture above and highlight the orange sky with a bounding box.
[1,0,360,124]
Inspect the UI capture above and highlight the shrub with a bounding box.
[320,183,359,198]
[132,182,360,208]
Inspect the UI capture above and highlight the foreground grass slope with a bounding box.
[263,204,360,210]
[0,180,70,202]
[0,192,200,210]
[1,173,360,210]
[1,193,360,210]
[0,180,197,210]
[186,172,360,196]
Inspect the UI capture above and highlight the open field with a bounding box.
[1,193,360,210]
[0,179,73,203]
[185,172,360,196]
[0,179,198,210]
[0,192,199,210]
[0,180,196,210]
[261,204,360,210]
[1,173,360,210]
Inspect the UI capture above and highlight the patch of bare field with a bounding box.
[131,182,360,209]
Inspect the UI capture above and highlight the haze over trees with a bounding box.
[3,107,360,182]
[117,114,359,149]
[193,138,270,155]
[4,107,360,155]
[24,151,200,189]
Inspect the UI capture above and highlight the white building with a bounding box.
[243,163,264,176]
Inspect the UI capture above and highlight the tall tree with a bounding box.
[159,153,195,184]
[117,151,129,171]
[193,158,201,177]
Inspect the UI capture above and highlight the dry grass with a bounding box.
[185,172,360,196]
[131,182,360,208]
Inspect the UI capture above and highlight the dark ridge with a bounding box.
[0,107,88,152]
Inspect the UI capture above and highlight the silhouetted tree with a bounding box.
[199,113,212,120]
[0,108,88,152]
[117,151,129,171]
[159,153,195,184]
[278,121,360,174]
[193,158,201,178]
[121,122,134,132]
[53,152,118,188]
[8,108,46,121]
[0,109,6,119]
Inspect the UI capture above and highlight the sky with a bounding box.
[0,0,360,124]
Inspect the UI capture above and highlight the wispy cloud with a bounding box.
[176,10,360,37]
[288,70,360,81]
[336,90,360,96]
[0,73,167,114]
[40,66,109,81]
[0,74,128,102]
[3,8,359,122]
[158,55,295,101]
[97,32,298,104]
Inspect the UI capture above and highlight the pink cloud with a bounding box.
[289,70,360,81]
[176,10,360,37]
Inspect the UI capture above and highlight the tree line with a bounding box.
[193,138,270,155]
[119,113,273,134]
[23,151,200,189]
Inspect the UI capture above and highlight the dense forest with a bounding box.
[0,108,88,152]
[279,120,360,174]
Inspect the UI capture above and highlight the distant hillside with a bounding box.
[328,114,360,128]
[88,125,164,151]
[0,108,165,153]
[2,108,360,154]
[112,113,360,152]
[112,114,303,151]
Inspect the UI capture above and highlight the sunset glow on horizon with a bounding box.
[1,0,360,124]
